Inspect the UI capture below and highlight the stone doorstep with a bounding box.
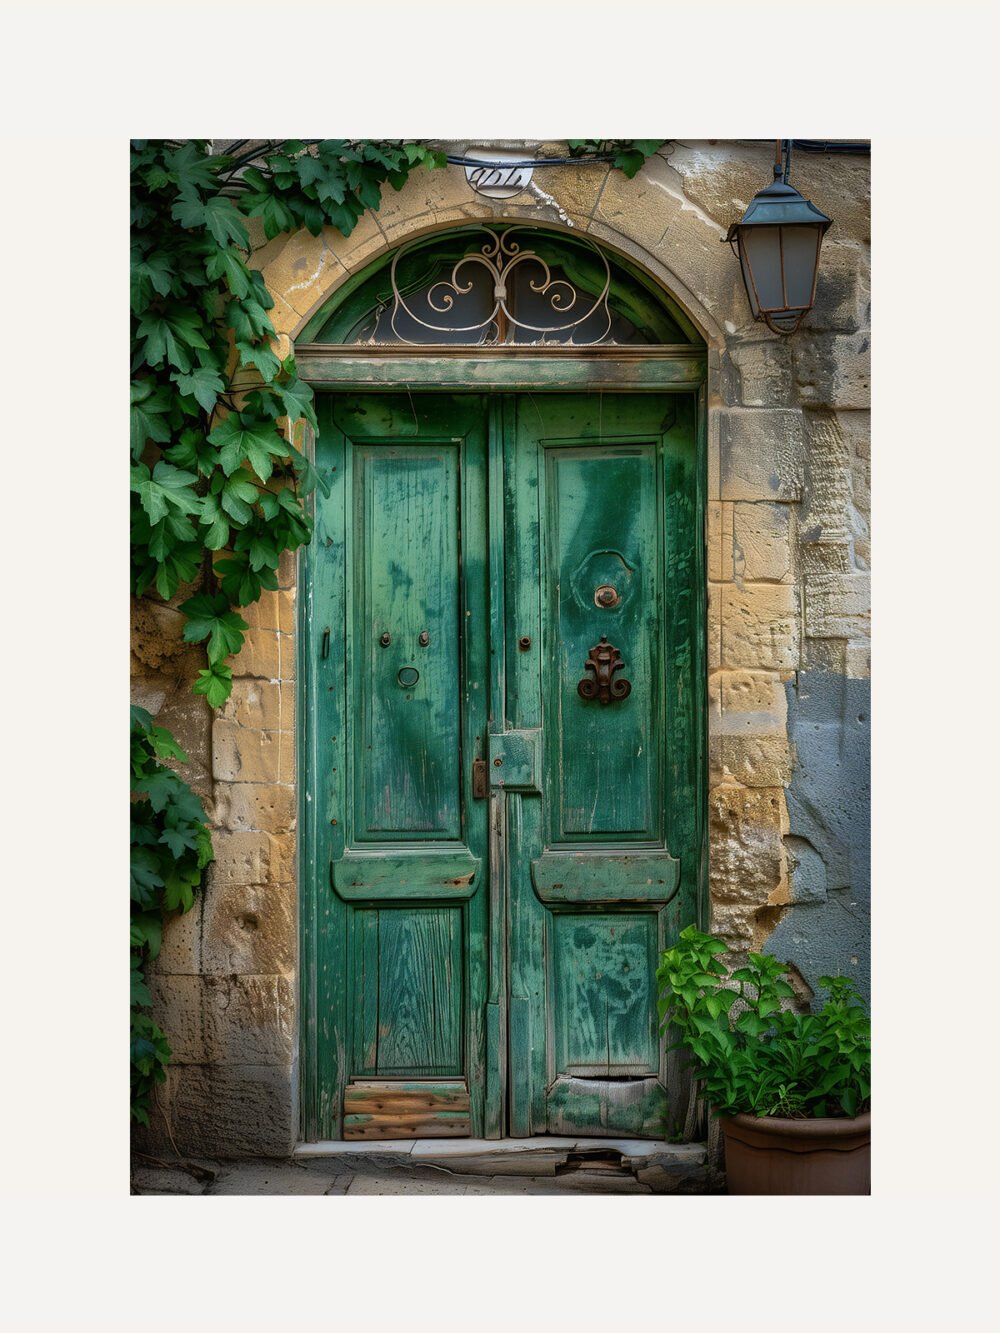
[293,1136,707,1178]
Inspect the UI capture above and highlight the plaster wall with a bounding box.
[132,140,871,1156]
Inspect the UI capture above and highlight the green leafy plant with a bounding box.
[567,139,665,177]
[656,925,870,1120]
[130,706,214,1123]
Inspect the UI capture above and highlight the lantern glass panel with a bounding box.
[742,226,785,313]
[781,224,822,309]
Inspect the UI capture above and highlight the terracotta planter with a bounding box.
[720,1111,871,1195]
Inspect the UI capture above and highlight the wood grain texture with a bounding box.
[343,1080,471,1138]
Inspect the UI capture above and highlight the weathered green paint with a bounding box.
[504,394,702,1137]
[301,394,489,1139]
[531,851,680,902]
[295,346,707,391]
[300,389,705,1142]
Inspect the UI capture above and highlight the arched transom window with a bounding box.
[308,225,697,347]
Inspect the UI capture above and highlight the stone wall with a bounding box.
[133,139,870,1156]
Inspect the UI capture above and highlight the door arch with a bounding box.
[297,224,708,1141]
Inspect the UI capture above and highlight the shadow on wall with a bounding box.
[766,670,871,1007]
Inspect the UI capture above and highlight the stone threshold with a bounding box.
[293,1136,707,1178]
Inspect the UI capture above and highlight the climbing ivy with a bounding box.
[129,137,663,1127]
[568,140,666,177]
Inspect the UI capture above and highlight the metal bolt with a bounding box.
[419,630,430,647]
[518,636,531,651]
[493,757,503,767]
[380,632,391,647]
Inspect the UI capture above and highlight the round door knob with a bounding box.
[595,584,620,608]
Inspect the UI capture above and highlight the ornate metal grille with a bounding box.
[366,227,616,346]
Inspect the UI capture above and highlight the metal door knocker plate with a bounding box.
[577,636,631,705]
[397,666,420,688]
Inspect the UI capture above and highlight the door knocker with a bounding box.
[577,636,631,705]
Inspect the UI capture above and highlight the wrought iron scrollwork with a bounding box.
[386,226,613,346]
[577,636,631,705]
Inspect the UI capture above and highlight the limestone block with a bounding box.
[240,589,295,634]
[277,548,298,591]
[322,210,386,275]
[707,583,722,669]
[733,502,792,582]
[794,332,870,410]
[721,583,800,670]
[227,627,284,680]
[209,830,271,886]
[718,670,787,733]
[257,229,346,319]
[218,679,284,731]
[706,501,733,582]
[149,974,208,1064]
[804,572,871,640]
[204,974,295,1064]
[266,831,297,885]
[201,880,296,976]
[214,782,295,834]
[372,166,488,243]
[717,735,791,788]
[727,339,793,408]
[163,1062,296,1158]
[147,899,202,977]
[808,240,870,334]
[719,408,804,501]
[709,785,787,906]
[213,722,293,785]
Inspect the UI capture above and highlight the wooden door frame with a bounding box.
[296,346,709,1143]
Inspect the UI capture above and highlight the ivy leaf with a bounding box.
[237,339,281,382]
[193,661,234,707]
[180,592,249,664]
[209,413,288,481]
[130,380,172,458]
[160,823,199,858]
[173,364,225,413]
[219,472,260,524]
[225,294,276,343]
[198,494,230,550]
[135,309,210,373]
[131,911,163,959]
[163,140,223,196]
[148,725,189,763]
[130,955,153,1008]
[274,376,318,431]
[205,245,253,298]
[171,193,250,250]
[130,461,202,525]
[131,250,174,312]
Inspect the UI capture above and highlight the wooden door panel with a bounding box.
[309,394,490,1140]
[353,444,461,838]
[545,443,662,842]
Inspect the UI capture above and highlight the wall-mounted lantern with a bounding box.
[727,141,832,333]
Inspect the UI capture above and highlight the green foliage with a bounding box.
[131,138,446,696]
[657,925,870,1120]
[130,706,213,1124]
[567,139,665,178]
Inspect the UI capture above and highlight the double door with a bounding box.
[302,391,703,1141]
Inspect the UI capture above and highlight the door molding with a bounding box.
[295,343,707,392]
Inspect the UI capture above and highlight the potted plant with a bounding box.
[657,925,870,1195]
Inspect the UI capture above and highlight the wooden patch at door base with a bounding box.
[343,1081,471,1140]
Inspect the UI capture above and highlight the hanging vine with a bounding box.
[129,137,664,1126]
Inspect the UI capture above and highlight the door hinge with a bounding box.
[472,758,488,800]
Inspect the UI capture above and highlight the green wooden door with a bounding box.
[303,390,702,1141]
[503,393,702,1137]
